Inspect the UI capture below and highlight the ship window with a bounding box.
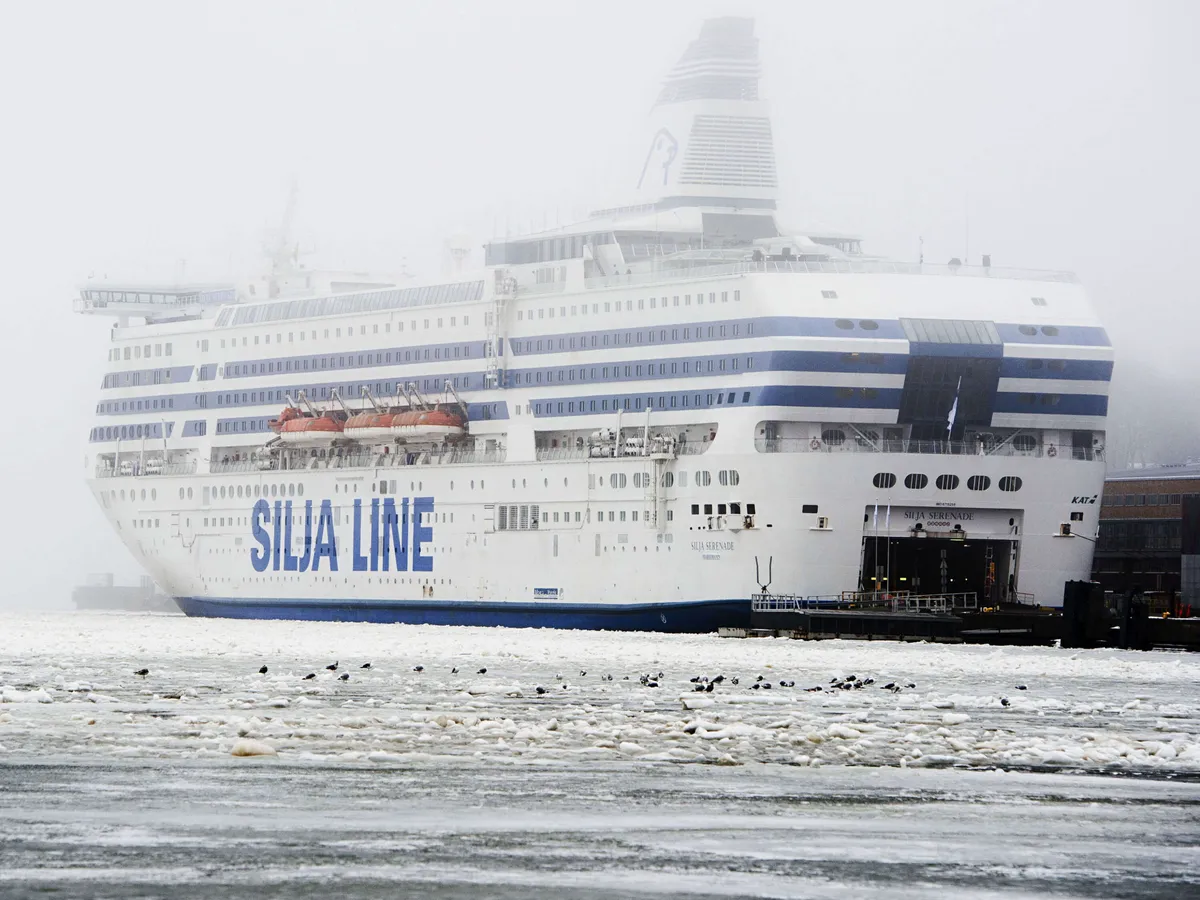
[1031,297,1047,306]
[718,504,727,515]
[821,290,837,299]
[872,472,897,489]
[703,504,713,515]
[691,504,699,515]
[967,475,991,491]
[802,504,817,514]
[696,471,712,487]
[1026,359,1044,370]
[1018,325,1037,336]
[935,474,960,490]
[904,473,928,489]
[1041,326,1059,336]
[1012,435,1037,451]
[834,319,854,330]
[859,320,879,331]
[821,429,846,446]
[998,476,1023,492]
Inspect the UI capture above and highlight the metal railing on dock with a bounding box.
[752,591,978,614]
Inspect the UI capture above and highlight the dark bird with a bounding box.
[258,665,269,675]
[882,683,896,690]
[690,676,701,683]
[579,670,586,677]
[705,682,714,693]
[623,675,630,680]
[1000,697,1011,707]
[752,682,761,690]
[477,667,487,675]
[413,665,424,672]
[756,675,764,683]
[830,677,839,684]
[451,667,458,674]
[805,686,822,692]
[561,683,568,690]
[905,683,916,689]
[647,681,659,688]
[303,673,316,680]
[657,672,664,680]
[862,678,875,685]
[326,662,339,671]
[134,668,149,677]
[693,684,705,692]
[536,686,547,695]
[840,682,853,691]
[1016,685,1027,691]
[712,675,725,684]
[360,663,372,670]
[731,677,739,686]
[339,673,350,682]
[762,682,772,690]
[847,675,857,681]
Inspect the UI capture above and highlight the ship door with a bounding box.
[861,535,1014,604]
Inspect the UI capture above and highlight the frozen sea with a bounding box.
[1,612,1198,898]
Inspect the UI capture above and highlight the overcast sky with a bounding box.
[0,0,1197,606]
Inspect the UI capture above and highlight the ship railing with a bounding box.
[95,461,198,478]
[212,447,509,473]
[515,280,568,297]
[585,259,1078,290]
[892,593,978,613]
[754,438,1103,461]
[1010,590,1037,606]
[210,460,268,473]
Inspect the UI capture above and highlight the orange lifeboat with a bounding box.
[343,412,394,442]
[391,409,466,441]
[268,406,303,434]
[278,415,344,445]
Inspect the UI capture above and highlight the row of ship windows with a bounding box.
[210,317,472,352]
[690,502,757,516]
[527,391,753,417]
[516,290,741,323]
[516,321,751,353]
[494,504,677,530]
[871,473,1023,492]
[224,344,475,378]
[514,356,755,386]
[107,343,174,362]
[823,430,1041,453]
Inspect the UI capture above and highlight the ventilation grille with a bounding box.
[679,115,777,188]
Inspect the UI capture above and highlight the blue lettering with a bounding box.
[413,496,434,572]
[250,499,270,572]
[298,500,313,572]
[352,498,369,572]
[370,497,379,572]
[272,500,283,571]
[313,499,338,571]
[283,500,299,571]
[382,497,408,571]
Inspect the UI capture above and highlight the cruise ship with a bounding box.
[78,18,1111,631]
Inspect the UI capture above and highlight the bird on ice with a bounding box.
[303,673,316,681]
[360,663,372,670]
[258,665,269,675]
[325,662,339,672]
[339,673,350,682]
[134,669,149,677]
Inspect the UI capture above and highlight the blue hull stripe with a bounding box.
[174,596,750,633]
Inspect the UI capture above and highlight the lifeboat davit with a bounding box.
[391,409,466,441]
[278,415,344,444]
[343,412,394,442]
[268,406,303,434]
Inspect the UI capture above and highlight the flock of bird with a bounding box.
[128,664,1029,703]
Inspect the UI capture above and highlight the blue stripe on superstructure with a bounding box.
[173,595,750,632]
[996,323,1110,346]
[909,342,1003,359]
[101,365,193,389]
[997,358,1114,381]
[88,421,174,442]
[993,392,1109,417]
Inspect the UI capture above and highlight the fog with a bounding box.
[0,0,1196,607]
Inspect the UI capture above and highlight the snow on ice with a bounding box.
[0,611,1198,772]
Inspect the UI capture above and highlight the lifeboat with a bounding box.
[391,409,466,441]
[268,406,304,434]
[278,415,344,444]
[343,412,394,442]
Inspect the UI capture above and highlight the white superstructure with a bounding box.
[78,18,1110,630]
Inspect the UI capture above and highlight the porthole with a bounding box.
[150,489,156,501]
[967,475,991,491]
[297,483,304,497]
[859,319,879,331]
[834,319,854,330]
[179,488,185,500]
[1041,325,1059,336]
[187,487,193,499]
[220,486,226,499]
[904,473,928,489]
[288,483,295,497]
[1018,324,1037,336]
[1012,435,1037,452]
[872,472,897,489]
[821,429,846,446]
[998,476,1023,492]
[935,474,960,490]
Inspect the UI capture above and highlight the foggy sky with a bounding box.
[0,0,1197,607]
